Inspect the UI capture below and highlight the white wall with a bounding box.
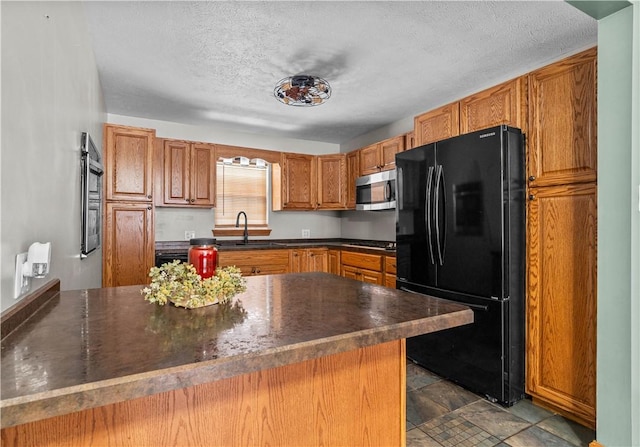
[1,2,106,311]
[107,114,343,242]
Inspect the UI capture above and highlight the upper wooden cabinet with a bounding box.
[279,152,317,210]
[527,48,597,187]
[104,124,155,202]
[360,135,405,175]
[460,77,527,134]
[160,139,216,207]
[317,154,347,209]
[345,151,360,209]
[414,102,460,147]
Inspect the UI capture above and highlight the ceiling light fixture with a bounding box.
[274,75,331,106]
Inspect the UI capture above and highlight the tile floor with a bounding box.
[406,362,595,447]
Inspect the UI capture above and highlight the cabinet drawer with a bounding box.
[218,249,290,276]
[341,251,382,271]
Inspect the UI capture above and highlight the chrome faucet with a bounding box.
[235,211,249,244]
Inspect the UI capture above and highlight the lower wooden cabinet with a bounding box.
[341,251,383,285]
[526,183,597,428]
[384,256,397,289]
[290,248,329,273]
[218,250,290,276]
[103,202,154,287]
[328,249,341,275]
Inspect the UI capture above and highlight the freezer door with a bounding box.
[396,144,436,287]
[434,127,508,299]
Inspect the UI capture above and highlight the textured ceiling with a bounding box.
[83,1,597,144]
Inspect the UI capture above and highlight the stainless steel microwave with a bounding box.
[355,170,396,210]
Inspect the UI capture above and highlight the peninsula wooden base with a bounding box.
[2,340,406,447]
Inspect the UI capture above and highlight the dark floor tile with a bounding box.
[408,419,416,430]
[407,362,441,390]
[419,412,502,447]
[407,428,442,447]
[504,425,578,447]
[506,397,555,424]
[419,379,481,412]
[455,399,531,440]
[536,415,595,446]
[407,388,451,426]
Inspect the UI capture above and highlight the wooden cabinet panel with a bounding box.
[290,248,329,273]
[384,256,397,289]
[341,251,383,285]
[161,140,215,207]
[359,143,380,176]
[104,124,155,202]
[280,153,316,209]
[414,102,460,146]
[218,250,290,276]
[317,154,346,209]
[190,143,216,206]
[526,183,597,428]
[103,202,154,287]
[328,249,341,275]
[360,136,404,176]
[460,77,527,134]
[528,48,597,187]
[346,151,359,209]
[404,131,415,151]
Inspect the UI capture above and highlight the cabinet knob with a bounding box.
[256,268,260,274]
[190,199,195,203]
[529,176,536,182]
[529,194,535,201]
[185,198,190,202]
[147,195,152,199]
[147,206,152,210]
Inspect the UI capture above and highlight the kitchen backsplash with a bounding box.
[155,207,395,242]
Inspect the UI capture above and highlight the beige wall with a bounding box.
[1,2,106,311]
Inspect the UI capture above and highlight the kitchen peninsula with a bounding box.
[1,273,472,446]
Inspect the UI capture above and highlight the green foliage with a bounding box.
[141,261,246,309]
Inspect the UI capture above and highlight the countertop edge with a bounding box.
[0,307,472,428]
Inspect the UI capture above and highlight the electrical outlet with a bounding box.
[302,229,311,238]
[184,230,196,240]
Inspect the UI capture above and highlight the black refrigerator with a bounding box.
[396,125,525,406]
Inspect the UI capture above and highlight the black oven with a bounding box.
[81,132,104,258]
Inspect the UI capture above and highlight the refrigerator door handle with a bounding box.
[426,166,435,265]
[434,164,446,265]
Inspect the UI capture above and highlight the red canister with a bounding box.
[188,238,218,279]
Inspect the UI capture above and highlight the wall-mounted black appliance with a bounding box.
[80,132,104,258]
[356,170,396,210]
[396,125,525,406]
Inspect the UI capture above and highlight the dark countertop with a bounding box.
[155,238,396,256]
[0,273,472,428]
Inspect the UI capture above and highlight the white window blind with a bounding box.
[215,160,269,227]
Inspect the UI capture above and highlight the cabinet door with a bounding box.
[103,202,154,287]
[317,154,346,209]
[104,125,155,202]
[290,249,306,273]
[360,269,383,285]
[346,151,359,209]
[526,183,597,427]
[307,248,328,272]
[380,135,404,171]
[189,143,216,207]
[163,140,191,205]
[414,102,460,146]
[359,143,381,175]
[328,249,341,275]
[460,77,527,134]
[341,265,360,281]
[528,48,597,187]
[281,153,316,209]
